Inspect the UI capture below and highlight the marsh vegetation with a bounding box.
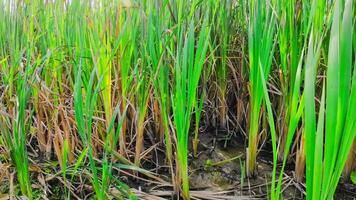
[0,0,355,199]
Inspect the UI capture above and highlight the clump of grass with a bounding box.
[215,0,232,129]
[275,0,304,160]
[134,52,151,166]
[273,0,325,190]
[74,63,131,199]
[88,9,114,142]
[246,0,277,176]
[144,0,174,170]
[1,69,33,198]
[74,63,104,199]
[296,0,328,193]
[304,0,355,199]
[116,5,138,156]
[171,17,210,199]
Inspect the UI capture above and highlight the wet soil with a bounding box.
[2,129,354,199]
[187,131,304,199]
[180,130,356,199]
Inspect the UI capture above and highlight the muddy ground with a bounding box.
[131,129,356,200]
[1,129,355,199]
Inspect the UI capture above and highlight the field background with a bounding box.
[0,0,355,199]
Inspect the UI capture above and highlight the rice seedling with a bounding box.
[249,1,301,198]
[273,0,324,189]
[74,63,131,199]
[1,69,33,198]
[275,0,304,160]
[74,59,103,198]
[171,16,210,199]
[88,0,122,148]
[271,51,304,199]
[303,0,355,199]
[143,1,166,143]
[116,6,138,156]
[144,0,174,166]
[246,0,277,176]
[257,46,278,200]
[133,51,151,166]
[215,0,232,129]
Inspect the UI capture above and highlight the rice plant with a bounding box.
[145,0,174,167]
[215,0,232,129]
[133,49,151,166]
[113,2,138,156]
[275,0,304,160]
[304,0,355,199]
[273,0,323,189]
[88,8,114,141]
[74,62,131,199]
[1,69,33,198]
[171,17,210,199]
[246,0,277,176]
